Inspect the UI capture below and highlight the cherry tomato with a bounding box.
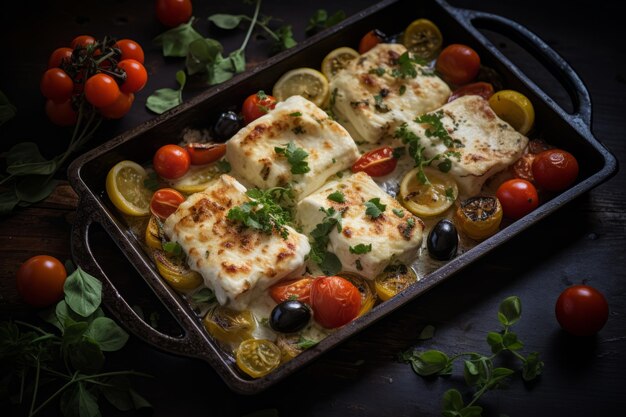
[150,188,186,220]
[155,0,192,28]
[359,29,386,54]
[16,255,67,308]
[40,68,74,103]
[185,143,226,165]
[242,91,277,124]
[118,59,148,94]
[448,82,494,102]
[436,44,481,85]
[98,92,134,119]
[512,139,553,182]
[71,35,96,49]
[310,276,361,329]
[153,144,191,179]
[351,146,398,177]
[496,179,539,220]
[532,149,579,192]
[556,285,609,336]
[85,74,120,108]
[269,277,314,304]
[45,99,78,126]
[48,47,73,68]
[114,39,145,63]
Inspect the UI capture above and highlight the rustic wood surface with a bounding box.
[1,1,625,416]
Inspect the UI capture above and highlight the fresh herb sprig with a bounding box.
[399,296,544,417]
[364,198,386,219]
[308,207,343,275]
[391,52,431,79]
[349,243,372,254]
[274,142,311,175]
[305,9,346,35]
[227,187,294,239]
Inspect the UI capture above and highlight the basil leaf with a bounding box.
[128,389,152,410]
[417,324,435,340]
[69,339,105,374]
[6,142,57,175]
[185,37,223,75]
[78,381,101,417]
[275,25,296,51]
[463,359,480,387]
[190,288,216,304]
[228,49,246,73]
[100,377,134,411]
[522,351,544,381]
[15,176,58,203]
[62,321,88,347]
[208,14,243,30]
[486,331,504,354]
[459,406,484,417]
[498,296,521,326]
[0,190,19,215]
[85,317,129,352]
[64,267,102,317]
[409,350,451,376]
[0,90,17,126]
[320,252,341,275]
[442,388,464,412]
[146,70,186,114]
[502,331,523,351]
[39,306,64,332]
[154,17,203,57]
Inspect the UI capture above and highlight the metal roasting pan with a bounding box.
[68,0,618,394]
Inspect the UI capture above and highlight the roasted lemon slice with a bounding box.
[488,90,535,135]
[321,47,359,79]
[273,68,329,107]
[402,18,443,60]
[169,162,223,194]
[105,160,152,216]
[400,167,458,217]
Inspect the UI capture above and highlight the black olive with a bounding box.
[214,111,241,140]
[427,219,458,261]
[269,300,311,333]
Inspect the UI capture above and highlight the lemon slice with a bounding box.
[273,68,329,107]
[106,160,152,216]
[399,167,458,217]
[488,90,535,135]
[169,163,223,194]
[402,18,443,60]
[321,47,359,79]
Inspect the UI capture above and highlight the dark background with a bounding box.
[1,1,625,416]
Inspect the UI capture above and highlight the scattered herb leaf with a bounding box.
[327,191,345,203]
[274,142,310,174]
[146,70,186,114]
[364,198,386,219]
[349,243,372,254]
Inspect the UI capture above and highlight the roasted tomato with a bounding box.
[269,277,314,304]
[448,82,494,102]
[185,143,226,166]
[556,285,609,336]
[242,91,277,124]
[512,139,553,182]
[236,339,281,378]
[374,264,417,301]
[359,29,386,54]
[150,188,185,220]
[351,146,398,177]
[436,44,481,85]
[454,196,503,241]
[338,273,376,316]
[310,276,361,328]
[153,144,191,180]
[204,306,256,348]
[532,149,579,191]
[153,249,202,291]
[16,255,67,307]
[496,179,539,220]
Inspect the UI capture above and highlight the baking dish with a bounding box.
[68,0,617,394]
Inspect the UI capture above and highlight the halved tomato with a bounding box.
[269,277,314,304]
[338,273,376,316]
[236,339,281,378]
[150,188,185,220]
[185,143,227,165]
[448,82,494,103]
[310,276,361,328]
[351,147,398,177]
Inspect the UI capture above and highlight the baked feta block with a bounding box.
[297,172,424,279]
[330,43,451,143]
[399,95,529,197]
[163,175,310,310]
[226,95,360,199]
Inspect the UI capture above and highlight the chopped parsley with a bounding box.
[349,243,372,254]
[162,241,183,256]
[399,85,407,95]
[391,52,431,79]
[364,198,386,219]
[392,208,405,218]
[374,92,390,113]
[216,159,231,173]
[227,187,293,239]
[296,337,318,349]
[403,217,416,239]
[309,207,344,275]
[415,111,462,148]
[445,187,456,201]
[274,141,310,174]
[289,111,302,117]
[368,67,386,76]
[327,190,345,203]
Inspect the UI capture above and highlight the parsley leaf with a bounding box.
[296,337,319,349]
[391,51,430,79]
[162,241,183,257]
[364,198,386,219]
[399,85,407,95]
[327,191,345,203]
[289,111,302,117]
[227,187,293,239]
[374,93,390,113]
[392,208,405,218]
[217,159,231,173]
[309,207,343,274]
[415,111,458,148]
[349,244,372,254]
[275,142,311,175]
[369,67,386,76]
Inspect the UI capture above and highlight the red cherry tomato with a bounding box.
[85,74,120,108]
[118,59,148,94]
[155,0,193,28]
[45,99,78,126]
[153,144,191,180]
[71,35,96,49]
[150,188,186,220]
[269,277,314,304]
[351,146,398,177]
[496,179,539,219]
[532,149,579,192]
[185,143,227,165]
[16,255,67,308]
[40,68,74,103]
[48,47,73,68]
[448,82,494,102]
[436,44,481,85]
[556,285,609,336]
[98,92,134,119]
[359,29,386,54]
[114,39,145,63]
[242,91,277,124]
[310,276,361,328]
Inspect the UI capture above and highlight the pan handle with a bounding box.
[70,196,213,361]
[451,7,592,128]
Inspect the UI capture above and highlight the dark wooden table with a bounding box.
[1,1,625,416]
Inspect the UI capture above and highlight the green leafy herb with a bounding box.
[154,17,204,57]
[162,241,183,257]
[415,111,461,148]
[143,171,160,191]
[227,187,293,239]
[326,87,339,119]
[364,198,386,219]
[349,243,372,254]
[368,67,386,76]
[373,93,390,113]
[445,187,456,201]
[327,190,345,203]
[417,324,435,340]
[216,159,231,173]
[208,14,243,29]
[0,90,17,126]
[308,207,343,274]
[274,142,310,174]
[296,337,319,349]
[289,111,303,117]
[64,267,103,317]
[392,208,405,218]
[146,70,186,114]
[399,296,544,417]
[401,217,416,239]
[190,288,217,305]
[399,85,407,95]
[305,9,346,35]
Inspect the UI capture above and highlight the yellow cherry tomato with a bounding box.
[402,18,443,60]
[374,264,417,301]
[488,90,535,135]
[273,67,330,107]
[153,249,202,291]
[203,306,255,349]
[454,196,503,241]
[236,339,281,378]
[321,47,359,79]
[400,167,458,217]
[145,216,163,249]
[105,160,152,216]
